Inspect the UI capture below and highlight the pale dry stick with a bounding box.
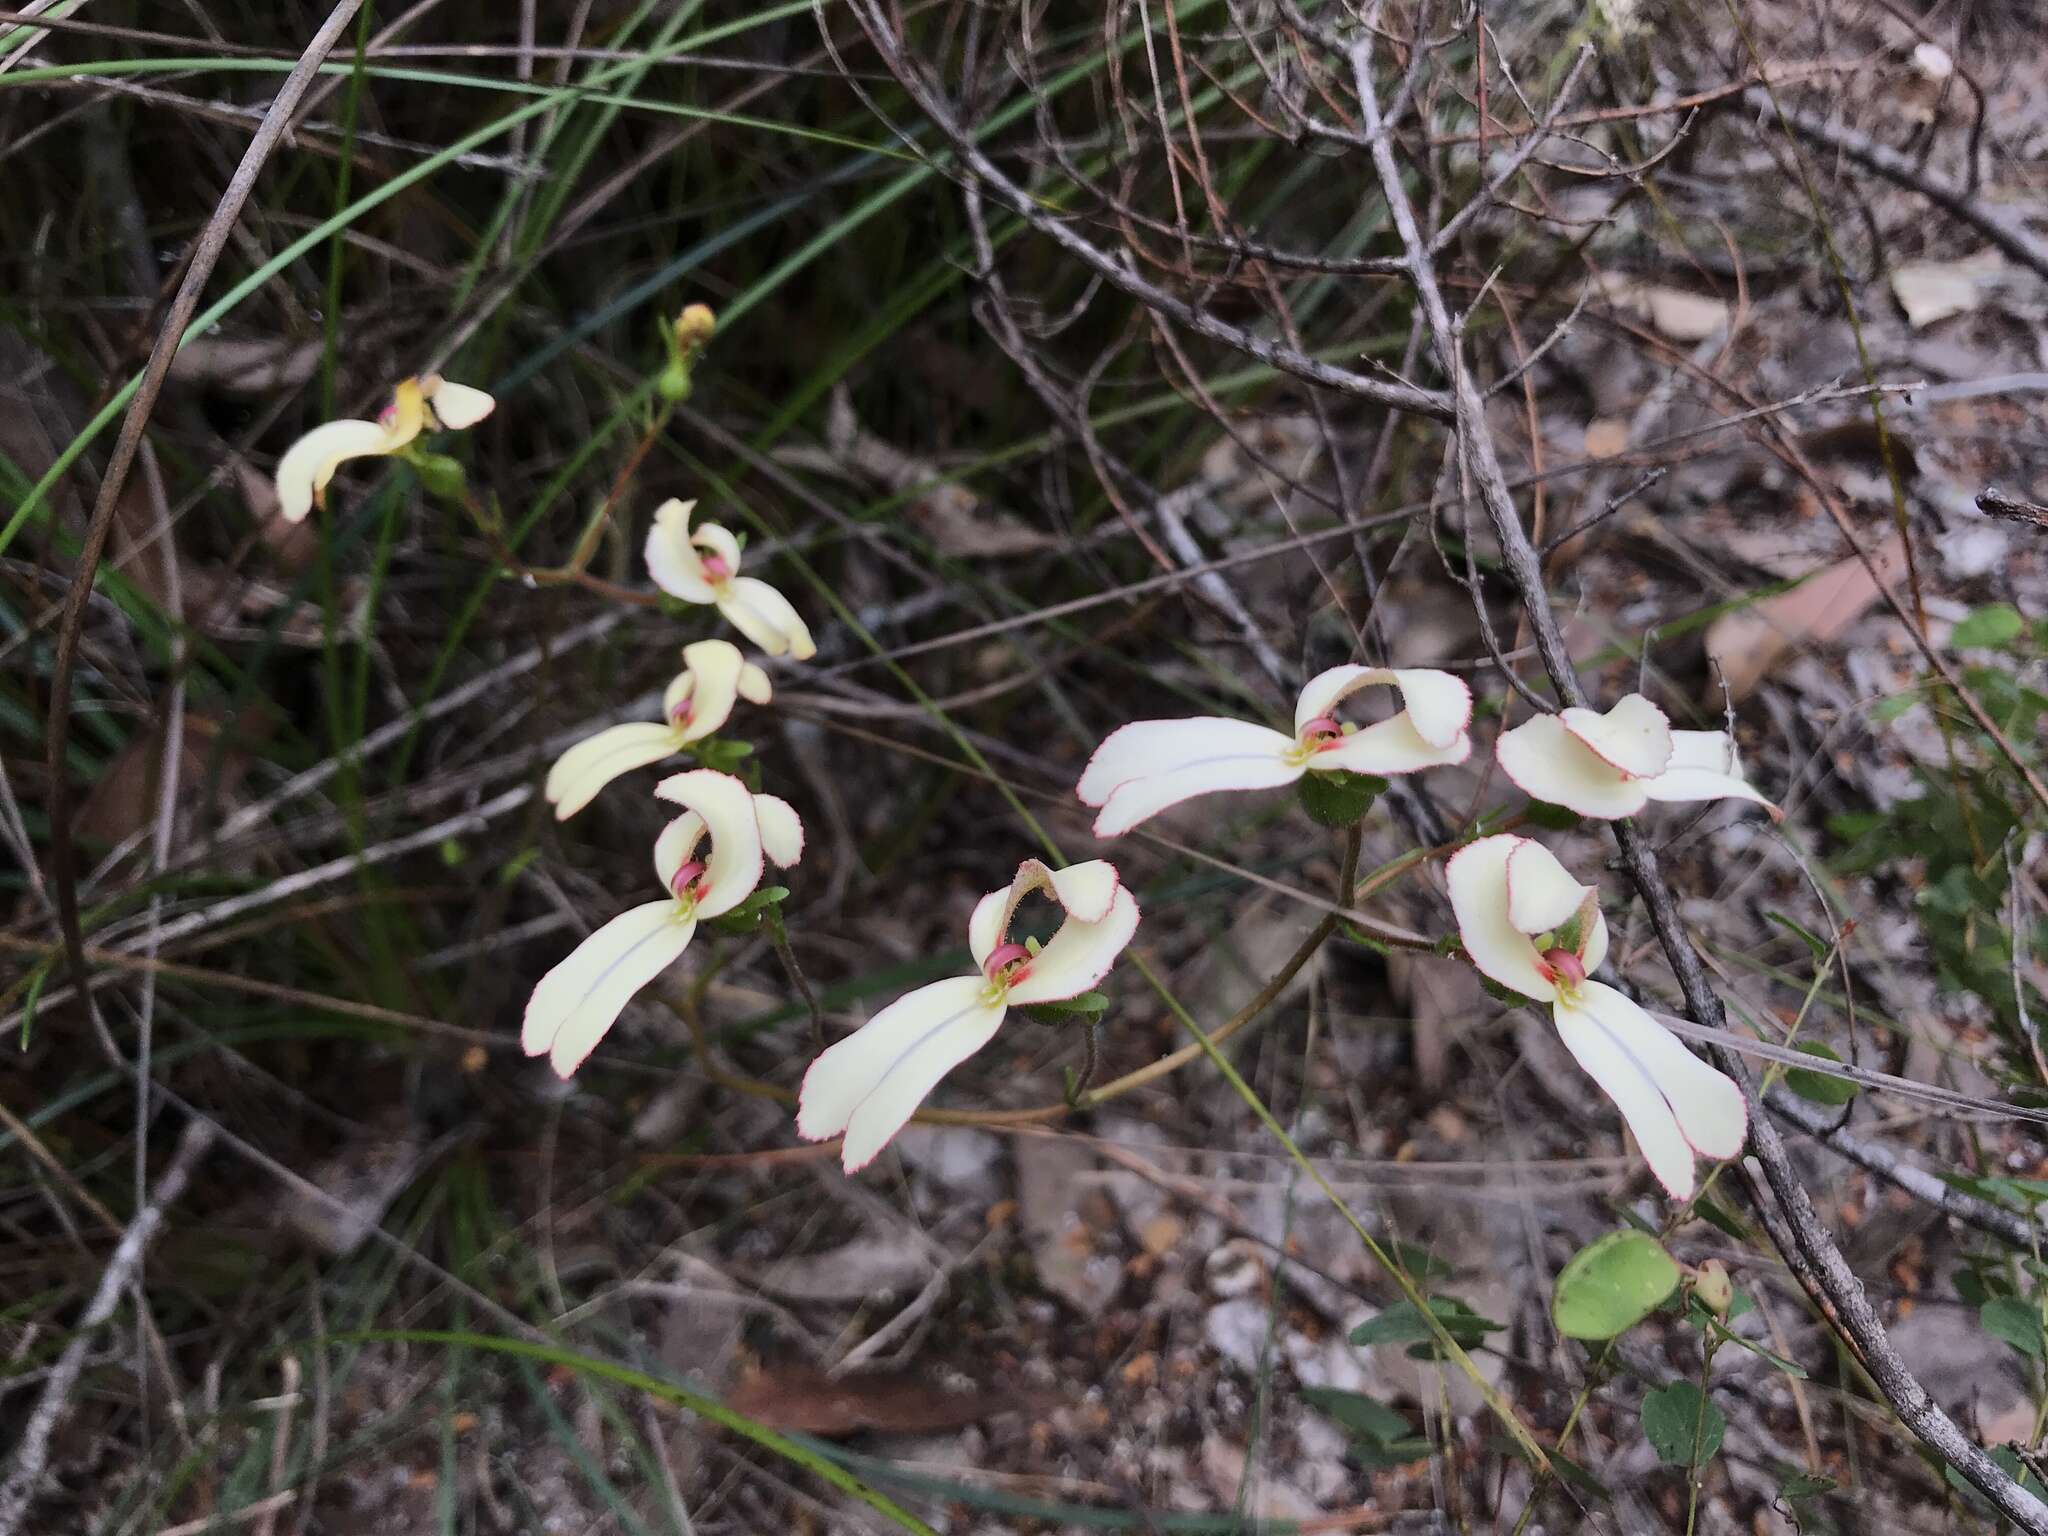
[156,1490,299,1536]
[0,1119,212,1536]
[1351,31,2048,1530]
[41,0,364,1042]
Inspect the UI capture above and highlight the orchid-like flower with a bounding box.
[644,498,816,660]
[1446,833,1745,1198]
[1494,694,1776,821]
[1077,665,1472,838]
[797,859,1139,1172]
[275,374,495,523]
[521,769,803,1077]
[544,640,772,820]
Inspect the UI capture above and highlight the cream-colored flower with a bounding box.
[1446,834,1746,1199]
[544,640,772,820]
[797,859,1138,1172]
[1494,694,1776,821]
[521,770,801,1077]
[274,375,495,523]
[643,498,815,660]
[1077,664,1472,837]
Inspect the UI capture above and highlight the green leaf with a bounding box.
[1981,1295,2046,1359]
[693,736,755,774]
[1641,1382,1725,1467]
[1868,691,1917,724]
[1777,1470,1835,1501]
[1552,1230,1681,1341]
[1785,1041,1858,1106]
[1296,769,1385,828]
[1952,603,2025,650]
[1765,910,1829,961]
[1690,1195,1754,1243]
[1299,1386,1413,1447]
[1023,990,1108,1017]
[1350,1296,1504,1354]
[1524,801,1583,831]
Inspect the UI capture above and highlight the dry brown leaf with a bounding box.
[1702,532,1909,703]
[1891,249,2004,329]
[1582,418,1629,460]
[166,336,322,395]
[725,1363,1023,1435]
[73,711,268,848]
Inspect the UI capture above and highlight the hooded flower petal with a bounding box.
[1078,719,1299,837]
[1007,884,1141,1005]
[522,900,697,1077]
[422,377,495,429]
[1560,694,1673,778]
[1504,838,1593,936]
[1640,731,1778,816]
[1445,834,1556,1002]
[1308,713,1472,776]
[274,419,398,524]
[674,639,748,744]
[1495,713,1650,819]
[653,811,706,892]
[651,769,763,917]
[545,722,687,821]
[1294,665,1472,751]
[796,976,1007,1171]
[737,662,773,705]
[1552,983,1747,1197]
[644,499,716,602]
[692,520,744,574]
[968,858,1123,968]
[752,793,805,867]
[717,576,816,661]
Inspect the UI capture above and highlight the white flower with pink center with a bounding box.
[521,769,802,1077]
[797,859,1139,1172]
[544,640,772,820]
[1076,664,1472,837]
[274,375,494,523]
[644,497,815,660]
[1446,833,1746,1198]
[1494,694,1775,821]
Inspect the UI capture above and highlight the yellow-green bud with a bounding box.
[674,304,717,352]
[1693,1259,1733,1318]
[412,451,468,503]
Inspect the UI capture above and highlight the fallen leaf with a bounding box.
[1642,286,1730,342]
[1702,532,1909,702]
[74,711,267,848]
[1583,418,1629,459]
[726,1363,1026,1435]
[166,335,322,395]
[1892,249,2004,329]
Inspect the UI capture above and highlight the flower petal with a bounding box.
[522,901,696,1077]
[1078,720,1298,837]
[1504,838,1592,936]
[1580,986,1748,1161]
[1559,694,1673,778]
[676,639,746,744]
[737,662,773,705]
[651,769,763,917]
[1495,713,1648,819]
[1078,718,1272,805]
[1007,885,1140,1005]
[1640,731,1779,817]
[653,812,705,892]
[423,377,495,430]
[1307,712,1471,776]
[645,499,715,602]
[692,520,744,574]
[545,722,685,820]
[1580,906,1611,975]
[752,793,805,867]
[1552,991,1699,1199]
[718,576,816,661]
[796,975,1005,1171]
[1292,666,1472,749]
[967,859,1119,969]
[274,419,393,523]
[1445,834,1555,1002]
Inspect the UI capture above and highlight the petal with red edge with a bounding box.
[522,902,696,1077]
[651,769,763,916]
[718,576,816,660]
[752,793,805,867]
[1504,838,1593,936]
[1641,731,1778,816]
[1495,713,1648,819]
[1007,885,1139,1005]
[1578,984,1748,1159]
[1308,712,1470,776]
[1559,694,1673,778]
[1552,992,1699,1198]
[1445,835,1555,1001]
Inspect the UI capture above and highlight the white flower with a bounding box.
[274,375,495,523]
[521,769,802,1077]
[1076,665,1472,837]
[1494,694,1777,821]
[644,498,815,660]
[796,858,1139,1172]
[1446,833,1746,1198]
[544,640,772,820]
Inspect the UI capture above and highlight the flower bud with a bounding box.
[675,304,717,352]
[412,451,469,503]
[1693,1259,1733,1318]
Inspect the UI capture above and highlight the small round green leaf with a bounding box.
[1296,770,1384,827]
[1785,1042,1857,1106]
[1552,1230,1682,1341]
[1641,1381,1725,1467]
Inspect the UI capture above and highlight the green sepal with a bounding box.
[1524,801,1583,831]
[707,885,790,934]
[692,736,755,775]
[1021,991,1108,1021]
[410,451,469,504]
[1297,769,1386,828]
